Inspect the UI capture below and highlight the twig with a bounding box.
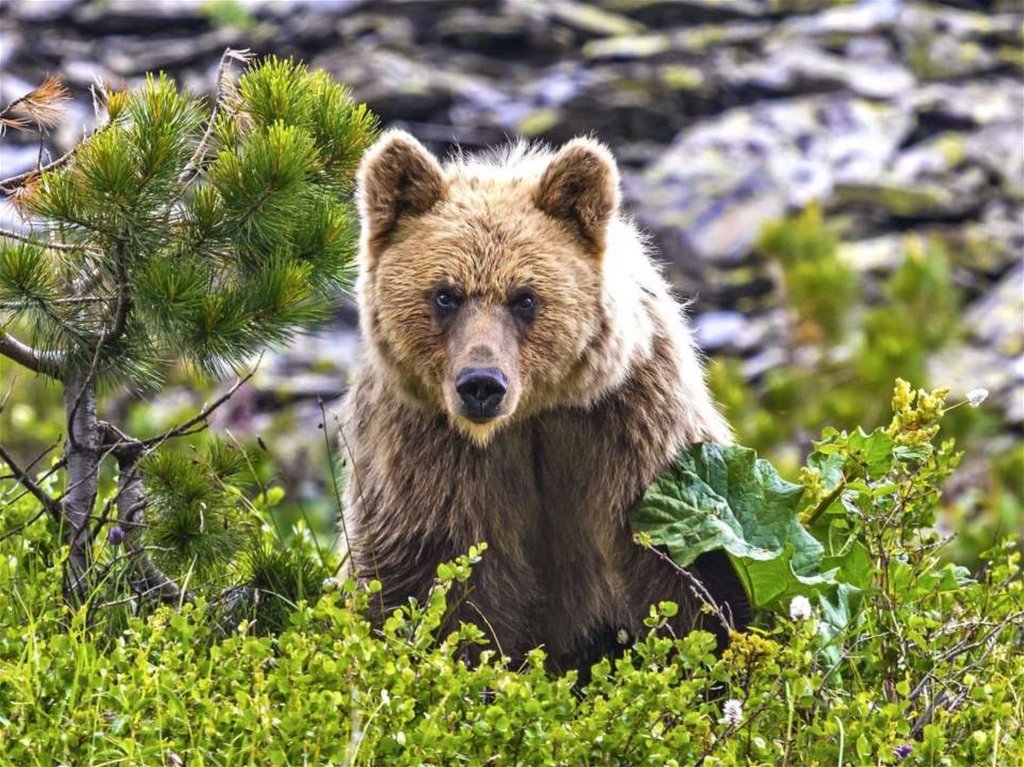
[179,47,253,184]
[640,541,733,636]
[138,362,260,449]
[0,226,85,252]
[16,438,62,477]
[0,296,111,309]
[0,374,15,413]
[0,442,61,520]
[0,144,76,191]
[0,506,48,542]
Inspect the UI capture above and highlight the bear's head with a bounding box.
[356,130,622,445]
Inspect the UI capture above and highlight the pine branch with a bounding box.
[0,333,63,377]
[0,442,61,520]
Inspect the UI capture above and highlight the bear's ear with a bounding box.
[534,138,620,254]
[357,129,446,241]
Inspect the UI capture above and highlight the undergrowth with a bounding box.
[1,382,1021,766]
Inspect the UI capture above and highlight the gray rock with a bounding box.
[964,124,1024,200]
[582,21,771,62]
[0,143,42,180]
[515,0,645,40]
[963,263,1024,358]
[897,3,1020,80]
[601,0,766,25]
[779,1,902,37]
[930,263,1024,425]
[693,308,789,355]
[742,347,789,380]
[929,346,1024,425]
[632,95,912,266]
[721,43,917,99]
[905,78,1024,128]
[4,0,80,22]
[838,235,906,274]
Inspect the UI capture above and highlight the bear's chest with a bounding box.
[463,412,646,617]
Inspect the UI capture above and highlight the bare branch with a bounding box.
[179,48,253,185]
[0,506,48,542]
[0,332,63,377]
[112,446,186,605]
[0,144,76,191]
[0,442,61,520]
[139,361,260,449]
[0,296,111,310]
[638,539,734,637]
[0,226,92,252]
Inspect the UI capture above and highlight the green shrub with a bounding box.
[721,210,1015,563]
[1,382,1021,765]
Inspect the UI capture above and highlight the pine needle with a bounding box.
[1,75,71,132]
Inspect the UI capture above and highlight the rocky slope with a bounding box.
[2,0,1021,433]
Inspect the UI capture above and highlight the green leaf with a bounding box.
[633,443,828,609]
[821,539,872,591]
[817,582,863,669]
[845,427,895,479]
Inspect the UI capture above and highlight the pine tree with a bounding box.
[0,51,377,608]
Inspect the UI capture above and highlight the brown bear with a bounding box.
[337,130,748,670]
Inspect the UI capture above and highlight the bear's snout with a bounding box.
[455,368,507,421]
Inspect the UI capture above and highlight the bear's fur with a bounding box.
[338,130,747,669]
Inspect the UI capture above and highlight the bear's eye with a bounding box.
[510,291,539,322]
[433,288,460,315]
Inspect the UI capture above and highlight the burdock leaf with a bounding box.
[634,443,831,609]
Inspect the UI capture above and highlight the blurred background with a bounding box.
[1,0,1021,563]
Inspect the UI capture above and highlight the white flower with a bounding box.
[722,698,743,726]
[616,628,630,645]
[966,388,989,408]
[789,595,813,621]
[322,576,341,592]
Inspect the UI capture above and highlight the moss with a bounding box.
[517,108,560,137]
[997,44,1024,70]
[936,133,968,166]
[658,64,705,91]
[582,33,669,61]
[836,183,950,217]
[550,2,644,37]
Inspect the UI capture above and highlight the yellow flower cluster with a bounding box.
[798,465,828,507]
[721,630,779,667]
[886,378,949,447]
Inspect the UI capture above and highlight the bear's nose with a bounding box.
[456,368,507,420]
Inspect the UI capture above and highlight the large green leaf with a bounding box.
[633,443,831,609]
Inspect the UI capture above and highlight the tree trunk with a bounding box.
[62,369,99,602]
